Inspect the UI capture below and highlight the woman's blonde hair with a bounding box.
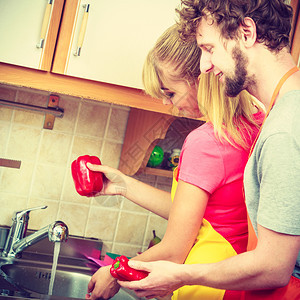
[143,24,201,99]
[143,24,264,150]
[198,73,263,149]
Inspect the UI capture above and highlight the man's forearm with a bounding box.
[182,250,290,290]
[178,225,300,291]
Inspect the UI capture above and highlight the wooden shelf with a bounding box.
[119,109,204,178]
[119,108,176,176]
[143,167,173,178]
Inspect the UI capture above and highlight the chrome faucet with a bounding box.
[2,205,68,257]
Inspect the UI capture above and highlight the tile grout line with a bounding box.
[84,102,113,237]
[3,100,15,157]
[59,98,82,205]
[0,93,16,186]
[111,197,124,254]
[141,212,152,251]
[90,104,115,244]
[26,127,46,211]
[99,103,113,158]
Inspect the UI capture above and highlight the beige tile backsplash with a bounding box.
[0,84,169,257]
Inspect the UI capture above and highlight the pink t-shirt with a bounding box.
[177,111,265,254]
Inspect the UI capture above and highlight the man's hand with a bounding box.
[118,260,184,299]
[86,266,120,300]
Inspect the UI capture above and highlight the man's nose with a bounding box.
[200,52,213,74]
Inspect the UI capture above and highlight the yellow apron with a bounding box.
[171,168,237,300]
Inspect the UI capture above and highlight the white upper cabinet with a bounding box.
[53,0,181,89]
[0,0,63,71]
[0,0,181,89]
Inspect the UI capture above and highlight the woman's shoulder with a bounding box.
[183,122,224,156]
[185,122,214,140]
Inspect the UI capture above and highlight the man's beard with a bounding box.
[224,46,248,97]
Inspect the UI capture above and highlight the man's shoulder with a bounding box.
[281,89,300,100]
[256,90,300,149]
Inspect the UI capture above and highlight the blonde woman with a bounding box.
[86,24,265,300]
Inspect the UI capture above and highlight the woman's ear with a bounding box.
[240,17,257,48]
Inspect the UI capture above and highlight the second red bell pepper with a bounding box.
[110,255,148,281]
[71,155,103,197]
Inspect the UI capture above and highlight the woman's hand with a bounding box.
[86,265,120,300]
[87,164,127,197]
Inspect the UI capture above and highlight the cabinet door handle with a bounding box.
[74,4,90,56]
[36,0,53,49]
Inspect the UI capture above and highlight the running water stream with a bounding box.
[48,241,61,295]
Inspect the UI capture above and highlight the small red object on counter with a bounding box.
[71,155,103,197]
[110,255,148,281]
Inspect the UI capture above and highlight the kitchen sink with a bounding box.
[0,226,144,299]
[0,256,141,299]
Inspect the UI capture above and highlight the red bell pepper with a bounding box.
[71,155,103,197]
[110,255,148,281]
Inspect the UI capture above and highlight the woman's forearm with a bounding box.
[129,180,209,266]
[131,238,188,265]
[123,175,172,219]
[87,163,172,219]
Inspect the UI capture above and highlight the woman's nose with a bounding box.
[200,52,213,74]
[162,98,172,105]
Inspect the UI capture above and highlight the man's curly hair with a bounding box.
[176,0,293,52]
